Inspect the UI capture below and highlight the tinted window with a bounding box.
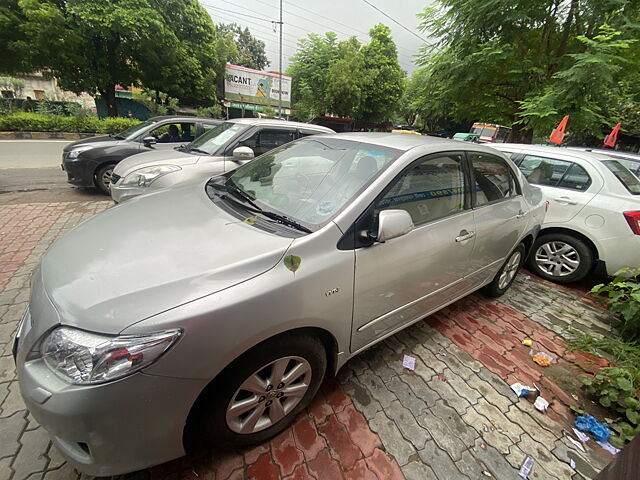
[557,164,592,191]
[376,154,466,226]
[240,129,296,156]
[470,153,518,206]
[150,122,195,143]
[519,155,571,187]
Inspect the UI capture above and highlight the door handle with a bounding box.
[554,197,577,206]
[455,230,476,242]
[516,210,528,219]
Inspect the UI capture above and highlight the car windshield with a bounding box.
[186,122,249,155]
[115,120,156,140]
[600,154,640,177]
[602,160,640,195]
[219,138,402,227]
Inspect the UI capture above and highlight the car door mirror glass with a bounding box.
[233,146,254,160]
[376,210,414,242]
[143,136,157,146]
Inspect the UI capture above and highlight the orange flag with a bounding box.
[604,123,621,147]
[549,115,569,145]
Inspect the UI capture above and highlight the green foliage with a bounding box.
[581,367,640,447]
[196,105,223,119]
[0,112,138,133]
[592,268,640,340]
[13,0,227,115]
[217,23,269,71]
[288,24,403,125]
[414,0,640,142]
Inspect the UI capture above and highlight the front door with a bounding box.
[351,152,477,352]
[225,127,297,171]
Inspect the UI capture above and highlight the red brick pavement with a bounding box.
[425,292,610,431]
[149,378,402,480]
[0,203,67,290]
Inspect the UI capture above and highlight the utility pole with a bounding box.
[278,0,283,119]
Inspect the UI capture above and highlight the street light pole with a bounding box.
[278,0,282,118]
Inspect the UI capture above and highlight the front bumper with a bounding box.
[15,295,207,476]
[62,155,94,187]
[17,354,206,476]
[109,182,146,203]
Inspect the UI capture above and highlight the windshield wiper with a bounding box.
[187,147,210,155]
[209,181,312,233]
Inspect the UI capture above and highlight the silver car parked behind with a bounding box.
[110,118,334,203]
[16,133,545,476]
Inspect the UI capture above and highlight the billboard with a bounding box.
[224,63,292,109]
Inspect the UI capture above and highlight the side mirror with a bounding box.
[376,210,414,242]
[232,146,254,161]
[143,136,157,146]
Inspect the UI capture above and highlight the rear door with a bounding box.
[351,151,477,352]
[516,153,602,224]
[468,152,529,282]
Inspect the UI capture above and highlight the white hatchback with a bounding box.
[490,144,640,283]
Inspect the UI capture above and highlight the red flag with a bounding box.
[604,123,621,147]
[549,115,569,145]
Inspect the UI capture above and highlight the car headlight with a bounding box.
[67,145,95,159]
[121,165,181,188]
[41,326,181,385]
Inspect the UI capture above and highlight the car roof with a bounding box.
[567,147,640,162]
[147,115,222,123]
[309,132,504,153]
[226,118,334,132]
[490,143,611,162]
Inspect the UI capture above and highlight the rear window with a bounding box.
[603,160,640,195]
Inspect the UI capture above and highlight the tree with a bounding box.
[17,0,227,116]
[288,33,340,120]
[0,0,29,74]
[325,38,367,119]
[217,23,269,71]
[415,0,640,142]
[288,25,404,125]
[360,24,404,125]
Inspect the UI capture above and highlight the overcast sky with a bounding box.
[199,0,434,75]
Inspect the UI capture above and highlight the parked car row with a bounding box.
[36,118,639,476]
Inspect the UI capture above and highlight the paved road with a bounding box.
[0,139,106,204]
[0,140,72,168]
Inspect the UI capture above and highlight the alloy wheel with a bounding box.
[498,250,521,290]
[535,241,580,277]
[226,356,312,434]
[101,167,114,192]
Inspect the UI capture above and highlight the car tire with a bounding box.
[527,233,594,284]
[482,243,525,298]
[200,332,326,449]
[95,163,116,195]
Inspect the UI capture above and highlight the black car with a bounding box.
[62,116,222,194]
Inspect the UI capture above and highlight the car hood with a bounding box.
[113,149,201,176]
[39,184,294,333]
[63,135,119,152]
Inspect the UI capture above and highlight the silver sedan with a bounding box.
[16,133,545,475]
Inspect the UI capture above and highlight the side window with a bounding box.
[150,123,195,143]
[557,164,592,190]
[240,129,296,156]
[518,155,571,187]
[375,154,466,226]
[470,153,518,207]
